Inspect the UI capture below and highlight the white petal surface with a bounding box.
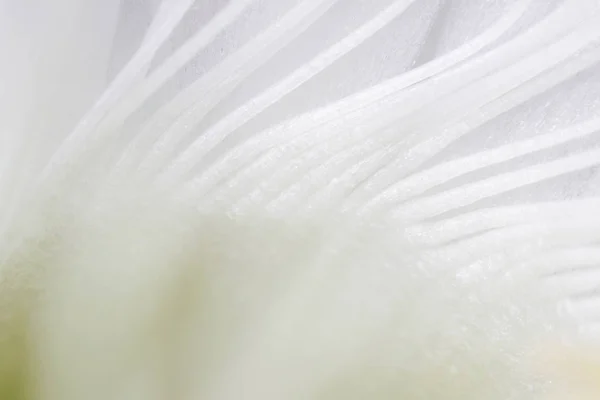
[2,1,600,399]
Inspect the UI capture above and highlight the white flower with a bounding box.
[1,0,600,399]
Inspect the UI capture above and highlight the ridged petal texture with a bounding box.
[2,1,600,399]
